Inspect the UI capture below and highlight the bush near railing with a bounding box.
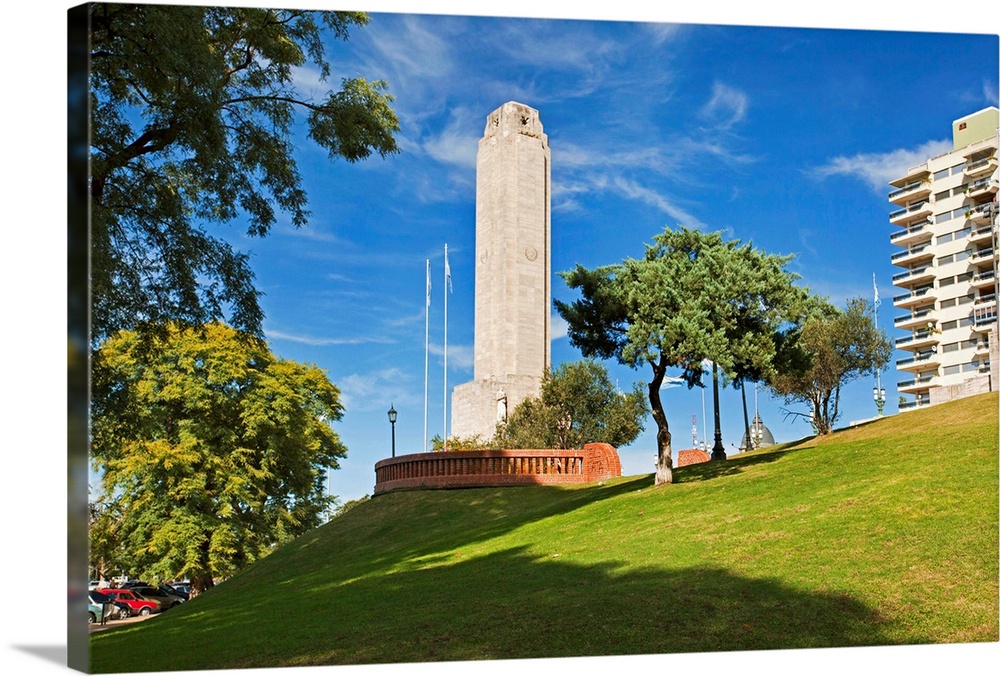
[373,443,622,495]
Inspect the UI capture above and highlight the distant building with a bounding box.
[889,106,999,410]
[676,449,711,467]
[739,413,775,452]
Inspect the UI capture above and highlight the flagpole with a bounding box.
[873,272,886,416]
[443,244,450,452]
[873,272,881,393]
[424,259,430,453]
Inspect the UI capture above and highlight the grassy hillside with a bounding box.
[89,393,999,672]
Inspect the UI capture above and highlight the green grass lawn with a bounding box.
[89,392,999,672]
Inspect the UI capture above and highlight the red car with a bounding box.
[101,588,163,616]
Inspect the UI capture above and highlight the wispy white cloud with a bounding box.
[421,107,481,169]
[814,139,953,193]
[611,176,708,229]
[645,22,684,46]
[551,313,568,340]
[338,367,416,410]
[266,329,395,347]
[428,342,474,372]
[700,82,748,131]
[985,78,999,105]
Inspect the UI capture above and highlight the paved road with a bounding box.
[89,611,157,633]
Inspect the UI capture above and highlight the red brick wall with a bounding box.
[373,444,623,495]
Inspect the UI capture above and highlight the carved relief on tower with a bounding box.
[483,101,546,141]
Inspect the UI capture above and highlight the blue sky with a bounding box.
[207,6,999,506]
[2,2,998,676]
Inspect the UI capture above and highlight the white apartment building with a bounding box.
[889,106,999,410]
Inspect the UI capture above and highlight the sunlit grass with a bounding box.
[89,393,998,671]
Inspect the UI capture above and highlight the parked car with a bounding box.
[128,585,185,609]
[119,580,151,590]
[102,589,163,616]
[89,590,128,623]
[165,583,190,600]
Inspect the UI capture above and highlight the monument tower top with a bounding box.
[451,102,551,440]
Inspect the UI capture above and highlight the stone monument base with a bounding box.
[451,374,542,442]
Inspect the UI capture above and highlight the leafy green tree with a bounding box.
[430,434,496,451]
[496,360,648,449]
[768,297,892,435]
[556,226,802,485]
[88,498,126,584]
[91,322,347,595]
[88,4,400,341]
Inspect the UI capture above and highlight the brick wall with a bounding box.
[373,443,622,495]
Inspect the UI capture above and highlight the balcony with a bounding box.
[972,269,996,289]
[890,166,931,189]
[891,243,934,267]
[897,376,936,393]
[893,286,936,309]
[964,155,998,177]
[975,340,991,356]
[969,247,996,268]
[888,180,932,205]
[966,202,998,225]
[969,223,994,244]
[889,201,933,225]
[894,307,935,331]
[892,264,935,287]
[973,302,998,331]
[895,328,941,351]
[890,222,933,247]
[899,400,932,411]
[966,177,999,198]
[897,351,940,372]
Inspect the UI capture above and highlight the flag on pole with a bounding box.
[426,259,432,308]
[444,248,453,293]
[873,272,880,307]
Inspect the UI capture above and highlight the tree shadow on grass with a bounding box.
[673,447,792,483]
[89,545,920,672]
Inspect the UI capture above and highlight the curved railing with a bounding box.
[373,443,622,495]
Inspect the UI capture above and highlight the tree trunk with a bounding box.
[741,381,751,450]
[189,573,215,599]
[648,362,672,485]
[189,538,216,598]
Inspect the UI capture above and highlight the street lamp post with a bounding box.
[711,362,726,461]
[387,404,397,458]
[873,385,886,417]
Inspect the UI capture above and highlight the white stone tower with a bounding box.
[451,101,551,440]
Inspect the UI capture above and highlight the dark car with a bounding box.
[119,580,151,589]
[164,583,189,600]
[89,590,129,623]
[129,585,185,609]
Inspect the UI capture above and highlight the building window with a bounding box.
[943,364,961,376]
[941,319,958,330]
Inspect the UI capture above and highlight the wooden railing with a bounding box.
[373,443,622,495]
